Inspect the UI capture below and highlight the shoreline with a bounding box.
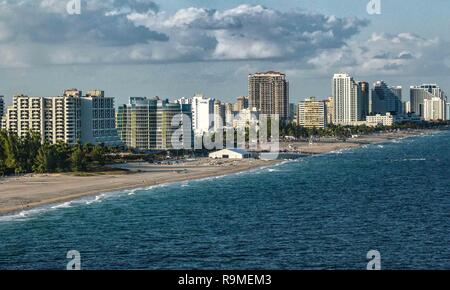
[0,129,441,217]
[0,159,281,217]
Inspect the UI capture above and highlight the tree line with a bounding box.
[280,121,450,141]
[0,130,113,176]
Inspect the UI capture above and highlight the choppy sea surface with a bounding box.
[0,130,449,269]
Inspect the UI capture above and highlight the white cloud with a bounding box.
[127,4,368,63]
[306,32,450,76]
[0,1,448,79]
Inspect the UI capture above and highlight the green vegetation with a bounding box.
[280,121,450,141]
[0,130,115,176]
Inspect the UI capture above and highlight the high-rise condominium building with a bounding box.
[410,84,446,117]
[403,101,412,114]
[248,71,289,123]
[332,73,363,125]
[446,103,450,121]
[324,97,334,125]
[1,89,121,146]
[423,97,446,121]
[289,103,297,121]
[234,96,249,112]
[191,94,215,136]
[359,81,370,119]
[80,90,122,146]
[0,95,4,120]
[371,81,403,115]
[116,97,192,150]
[297,97,327,129]
[225,103,235,127]
[213,100,226,132]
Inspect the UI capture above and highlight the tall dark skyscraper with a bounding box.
[358,81,370,118]
[248,71,290,123]
[371,81,403,115]
[0,95,4,120]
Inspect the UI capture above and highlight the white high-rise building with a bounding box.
[423,97,446,121]
[2,94,75,144]
[403,101,412,114]
[213,100,225,132]
[332,73,363,125]
[410,84,446,117]
[1,89,121,146]
[191,94,215,136]
[446,103,450,121]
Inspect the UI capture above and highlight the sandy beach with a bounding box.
[279,129,432,154]
[0,129,436,216]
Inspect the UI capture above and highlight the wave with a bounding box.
[0,190,132,223]
[399,158,427,162]
[0,205,55,223]
[85,194,106,205]
[51,201,73,209]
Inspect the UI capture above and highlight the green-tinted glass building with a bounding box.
[116,97,192,150]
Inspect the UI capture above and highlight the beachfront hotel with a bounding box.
[191,94,215,136]
[332,73,364,125]
[366,113,396,127]
[297,97,327,129]
[0,89,121,146]
[371,81,403,115]
[410,84,447,117]
[423,97,447,121]
[116,97,193,150]
[248,71,290,123]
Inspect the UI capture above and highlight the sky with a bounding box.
[1,0,450,105]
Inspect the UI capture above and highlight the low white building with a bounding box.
[209,148,252,159]
[366,113,395,126]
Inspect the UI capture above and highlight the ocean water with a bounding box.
[0,130,449,269]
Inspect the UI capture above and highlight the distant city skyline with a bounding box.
[1,0,450,103]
